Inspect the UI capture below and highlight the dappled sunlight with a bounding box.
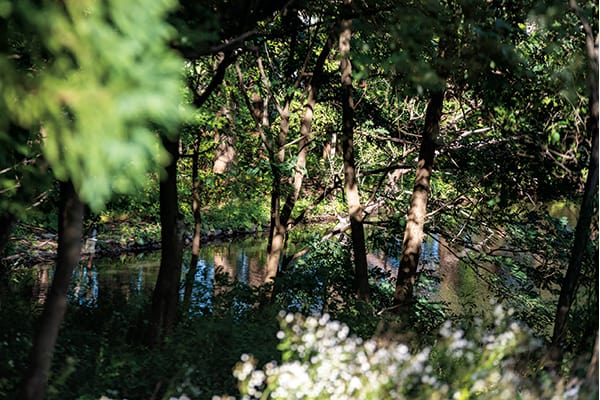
[223,305,578,400]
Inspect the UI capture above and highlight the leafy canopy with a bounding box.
[0,0,190,210]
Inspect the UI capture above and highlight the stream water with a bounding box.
[30,232,464,313]
[31,234,274,310]
[27,200,578,315]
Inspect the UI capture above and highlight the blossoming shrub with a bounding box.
[232,305,578,399]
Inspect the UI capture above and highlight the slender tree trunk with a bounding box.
[393,91,444,308]
[184,53,234,310]
[265,181,285,283]
[212,106,236,174]
[279,37,333,267]
[148,136,184,345]
[547,0,599,369]
[19,180,83,400]
[184,135,202,308]
[548,119,598,367]
[0,212,17,256]
[264,103,289,283]
[340,0,369,301]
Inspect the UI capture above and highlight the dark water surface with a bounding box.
[28,201,577,314]
[32,234,271,309]
[31,232,452,314]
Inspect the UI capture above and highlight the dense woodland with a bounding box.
[0,0,598,399]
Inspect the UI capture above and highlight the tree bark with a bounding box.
[547,130,598,369]
[278,37,333,272]
[184,135,202,309]
[548,111,598,367]
[0,212,17,256]
[185,53,234,309]
[393,91,444,308]
[148,136,184,346]
[340,0,369,301]
[264,102,289,283]
[213,105,236,174]
[547,0,599,369]
[19,180,83,400]
[280,37,333,227]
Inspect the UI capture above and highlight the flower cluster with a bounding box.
[231,304,577,399]
[234,312,436,399]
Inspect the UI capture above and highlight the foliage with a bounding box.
[1,0,598,398]
[275,238,354,315]
[0,0,190,211]
[201,198,270,232]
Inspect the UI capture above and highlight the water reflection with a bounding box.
[73,255,161,306]
[182,235,267,313]
[25,201,578,323]
[32,235,269,310]
[184,259,215,313]
[29,228,502,314]
[32,266,51,304]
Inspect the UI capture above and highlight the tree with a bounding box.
[18,181,83,400]
[232,8,338,286]
[152,48,236,343]
[340,0,370,301]
[388,3,457,308]
[547,0,598,369]
[148,136,186,345]
[393,90,444,307]
[0,0,188,397]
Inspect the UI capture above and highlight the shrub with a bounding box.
[226,304,586,400]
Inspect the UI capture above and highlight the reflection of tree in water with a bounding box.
[213,249,231,298]
[32,257,161,308]
[187,260,214,313]
[236,250,249,283]
[32,266,51,304]
[28,235,302,314]
[246,250,266,287]
[70,264,98,306]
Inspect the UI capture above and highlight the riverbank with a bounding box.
[2,214,340,268]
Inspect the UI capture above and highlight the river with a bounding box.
[25,200,578,318]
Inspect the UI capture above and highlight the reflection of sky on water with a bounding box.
[34,255,162,306]
[69,266,99,307]
[236,250,249,283]
[183,243,263,315]
[185,259,214,314]
[33,232,445,313]
[420,234,440,268]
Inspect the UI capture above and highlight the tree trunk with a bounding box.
[184,135,202,309]
[393,91,444,308]
[212,105,236,174]
[264,103,289,283]
[547,0,599,369]
[0,212,17,256]
[185,53,235,309]
[340,0,369,301]
[19,180,83,400]
[148,136,184,346]
[279,37,333,268]
[548,114,598,367]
